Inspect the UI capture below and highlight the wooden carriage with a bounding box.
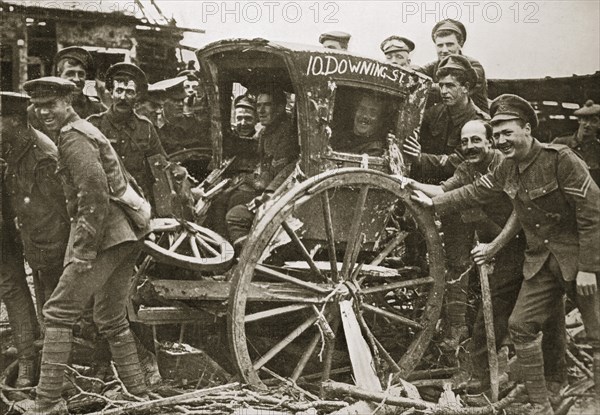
[135,39,445,392]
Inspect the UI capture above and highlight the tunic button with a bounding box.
[543,239,549,244]
[121,155,125,159]
[527,207,532,211]
[542,190,546,193]
[535,224,540,228]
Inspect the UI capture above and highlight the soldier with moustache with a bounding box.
[18,77,151,415]
[415,94,600,414]
[553,100,600,186]
[417,19,488,112]
[28,47,105,138]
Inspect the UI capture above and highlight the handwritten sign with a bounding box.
[305,55,409,85]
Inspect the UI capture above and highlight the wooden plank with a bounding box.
[150,279,327,303]
[284,261,400,278]
[339,300,382,392]
[136,306,217,325]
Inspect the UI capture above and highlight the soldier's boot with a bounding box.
[514,333,554,415]
[17,326,72,415]
[5,294,38,388]
[108,328,149,398]
[133,332,162,387]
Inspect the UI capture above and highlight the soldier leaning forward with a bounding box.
[430,94,600,414]
[18,77,151,415]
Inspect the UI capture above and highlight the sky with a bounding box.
[155,0,600,79]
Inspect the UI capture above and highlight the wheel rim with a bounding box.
[143,218,234,272]
[228,168,445,389]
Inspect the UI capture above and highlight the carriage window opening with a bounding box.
[329,87,400,157]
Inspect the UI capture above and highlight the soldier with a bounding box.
[407,119,566,402]
[134,86,166,130]
[416,19,488,112]
[233,94,258,139]
[403,54,489,350]
[319,31,351,50]
[18,77,150,415]
[553,100,600,185]
[88,63,167,208]
[28,47,105,138]
[226,87,299,245]
[380,35,415,68]
[414,94,600,414]
[331,93,390,156]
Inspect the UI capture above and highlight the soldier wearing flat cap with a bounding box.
[233,94,258,139]
[88,62,167,208]
[414,93,600,414]
[403,54,489,350]
[0,91,69,392]
[27,47,106,138]
[18,76,150,414]
[553,99,600,185]
[134,85,166,130]
[319,31,351,50]
[380,35,415,68]
[416,19,489,112]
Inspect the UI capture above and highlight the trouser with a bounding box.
[469,238,568,384]
[0,246,38,360]
[441,214,474,328]
[32,264,63,331]
[205,185,257,239]
[43,241,141,340]
[508,254,600,378]
[226,202,257,243]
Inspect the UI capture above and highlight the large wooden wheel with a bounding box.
[143,218,234,272]
[228,168,445,389]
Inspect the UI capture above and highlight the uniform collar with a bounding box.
[517,137,542,173]
[107,106,137,130]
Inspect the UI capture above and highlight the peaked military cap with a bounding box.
[431,19,467,45]
[574,99,600,116]
[53,46,94,76]
[436,55,478,89]
[319,31,351,46]
[490,94,538,128]
[0,91,30,116]
[150,76,187,100]
[23,77,76,104]
[105,63,148,95]
[176,69,200,81]
[234,94,256,111]
[380,35,415,53]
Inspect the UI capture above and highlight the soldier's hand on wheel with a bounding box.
[576,271,598,296]
[72,258,92,273]
[402,129,421,159]
[471,243,497,265]
[410,190,433,207]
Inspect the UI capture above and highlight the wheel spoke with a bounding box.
[320,190,338,282]
[281,221,325,280]
[189,235,202,258]
[370,231,409,267]
[291,332,321,382]
[361,303,423,330]
[194,234,219,256]
[341,185,369,279]
[361,277,434,295]
[253,314,319,370]
[245,304,312,323]
[255,264,330,294]
[169,231,187,252]
[319,315,340,394]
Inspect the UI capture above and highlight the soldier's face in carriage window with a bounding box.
[235,107,257,137]
[353,96,384,138]
[184,79,200,97]
[257,93,283,126]
[58,60,87,95]
[438,74,469,107]
[111,79,138,114]
[492,120,533,161]
[33,97,71,133]
[578,115,600,139]
[461,120,492,164]
[435,34,461,59]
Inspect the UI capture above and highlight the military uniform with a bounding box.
[88,107,167,207]
[331,129,386,156]
[226,114,299,242]
[553,132,600,186]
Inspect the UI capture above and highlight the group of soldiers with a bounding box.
[0,17,599,415]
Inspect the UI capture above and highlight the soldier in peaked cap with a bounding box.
[18,77,150,414]
[233,94,258,139]
[88,63,167,208]
[416,19,488,112]
[380,35,415,68]
[415,93,600,414]
[319,31,351,50]
[402,54,489,351]
[553,99,600,185]
[27,47,106,139]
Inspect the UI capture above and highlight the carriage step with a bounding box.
[150,279,327,303]
[136,305,218,325]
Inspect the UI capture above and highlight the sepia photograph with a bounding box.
[0,1,599,414]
